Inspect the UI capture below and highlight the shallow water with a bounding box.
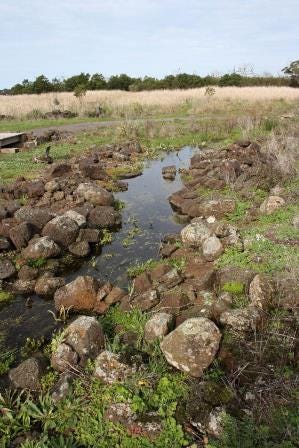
[0,146,197,353]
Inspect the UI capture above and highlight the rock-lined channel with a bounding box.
[0,146,196,353]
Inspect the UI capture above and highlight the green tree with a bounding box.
[89,73,107,90]
[31,75,52,94]
[219,73,243,87]
[282,60,299,87]
[64,72,90,91]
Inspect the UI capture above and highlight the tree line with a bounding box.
[2,65,298,95]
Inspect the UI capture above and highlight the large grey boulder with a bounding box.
[22,236,61,259]
[42,215,79,248]
[202,235,223,261]
[14,207,54,230]
[63,316,104,364]
[181,220,212,247]
[160,317,221,377]
[75,183,114,206]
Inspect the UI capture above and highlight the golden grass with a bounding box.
[1,87,299,119]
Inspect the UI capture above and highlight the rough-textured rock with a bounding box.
[293,214,299,229]
[45,180,60,193]
[260,196,285,215]
[9,355,47,391]
[79,161,108,180]
[202,235,223,261]
[63,210,86,228]
[35,275,65,296]
[88,206,120,228]
[133,272,152,294]
[18,265,38,281]
[249,274,273,310]
[9,222,34,249]
[94,351,134,384]
[76,183,114,206]
[51,343,79,372]
[216,267,255,291]
[77,228,100,243]
[130,289,159,311]
[220,307,261,331]
[0,236,11,250]
[51,372,74,402]
[42,215,79,248]
[274,274,299,312]
[181,220,212,247]
[160,317,221,377]
[14,207,54,230]
[157,268,183,292]
[64,316,104,364]
[162,165,176,180]
[48,163,72,178]
[13,279,36,294]
[26,180,45,198]
[22,236,61,260]
[54,276,98,312]
[68,241,91,257]
[144,313,174,341]
[104,286,126,305]
[0,258,16,279]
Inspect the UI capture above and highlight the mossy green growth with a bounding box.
[222,281,245,295]
[27,257,47,268]
[0,290,14,303]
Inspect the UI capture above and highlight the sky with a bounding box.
[0,0,298,88]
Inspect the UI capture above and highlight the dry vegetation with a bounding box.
[1,86,299,119]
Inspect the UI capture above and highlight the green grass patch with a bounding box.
[127,259,161,278]
[222,281,245,295]
[0,290,14,303]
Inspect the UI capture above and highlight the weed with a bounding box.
[127,259,161,278]
[225,200,250,222]
[0,290,14,303]
[21,336,45,358]
[0,350,16,375]
[99,229,113,245]
[168,257,186,273]
[222,281,245,295]
[41,370,59,392]
[114,199,126,210]
[27,257,47,268]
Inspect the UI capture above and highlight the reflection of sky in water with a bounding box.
[0,146,198,352]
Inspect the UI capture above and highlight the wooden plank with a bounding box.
[0,132,25,148]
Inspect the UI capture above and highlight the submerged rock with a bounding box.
[160,317,221,377]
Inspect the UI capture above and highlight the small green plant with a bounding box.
[21,336,44,358]
[41,370,59,392]
[27,257,47,268]
[114,199,126,210]
[222,281,244,295]
[127,259,160,278]
[168,257,186,273]
[18,194,28,206]
[99,229,113,245]
[0,290,14,303]
[0,350,16,375]
[225,200,250,222]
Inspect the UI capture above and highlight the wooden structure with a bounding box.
[0,132,25,148]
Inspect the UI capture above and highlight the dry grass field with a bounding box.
[1,87,299,119]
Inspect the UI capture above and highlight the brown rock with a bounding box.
[105,286,126,305]
[0,258,16,279]
[9,222,34,249]
[42,215,79,248]
[133,272,152,294]
[54,276,98,312]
